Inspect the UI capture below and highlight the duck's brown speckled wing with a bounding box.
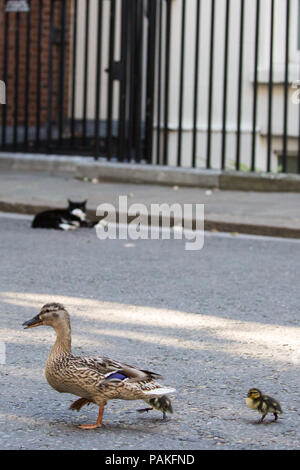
[67,354,169,402]
[72,354,163,383]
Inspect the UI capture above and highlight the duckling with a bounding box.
[22,303,176,429]
[137,395,173,420]
[246,388,282,423]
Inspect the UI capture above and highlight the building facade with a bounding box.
[0,0,299,173]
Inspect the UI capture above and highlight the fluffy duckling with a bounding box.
[246,388,282,423]
[137,395,173,420]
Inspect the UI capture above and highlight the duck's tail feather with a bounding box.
[69,398,91,411]
[143,387,176,397]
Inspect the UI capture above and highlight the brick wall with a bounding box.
[0,0,73,133]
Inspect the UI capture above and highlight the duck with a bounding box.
[137,395,173,420]
[22,302,176,429]
[245,388,283,423]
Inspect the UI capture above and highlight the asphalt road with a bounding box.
[0,213,299,450]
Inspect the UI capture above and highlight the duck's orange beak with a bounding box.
[22,314,43,329]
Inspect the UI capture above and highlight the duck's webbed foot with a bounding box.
[78,423,103,430]
[137,407,153,414]
[70,397,91,411]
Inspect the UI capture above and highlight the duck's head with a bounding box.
[22,303,70,330]
[247,388,262,400]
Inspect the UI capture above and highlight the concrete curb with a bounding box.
[1,199,299,240]
[220,171,300,192]
[2,152,300,192]
[76,161,220,188]
[0,153,80,174]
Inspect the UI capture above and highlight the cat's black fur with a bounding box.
[32,200,96,230]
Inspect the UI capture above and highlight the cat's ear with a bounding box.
[83,200,87,207]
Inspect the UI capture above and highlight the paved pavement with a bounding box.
[0,214,299,450]
[0,170,300,237]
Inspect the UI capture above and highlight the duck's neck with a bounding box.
[51,321,72,356]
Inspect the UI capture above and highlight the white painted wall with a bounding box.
[71,0,300,172]
[155,0,300,171]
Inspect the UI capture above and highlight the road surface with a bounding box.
[0,213,299,450]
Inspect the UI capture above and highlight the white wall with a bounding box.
[71,0,300,172]
[154,0,300,171]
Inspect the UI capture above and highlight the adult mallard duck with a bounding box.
[22,303,175,429]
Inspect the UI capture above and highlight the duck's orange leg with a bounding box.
[77,406,105,430]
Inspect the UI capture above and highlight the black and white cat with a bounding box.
[32,200,95,230]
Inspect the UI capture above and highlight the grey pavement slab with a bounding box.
[2,152,300,192]
[0,171,300,237]
[0,215,299,450]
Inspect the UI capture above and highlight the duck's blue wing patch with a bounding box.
[106,372,127,381]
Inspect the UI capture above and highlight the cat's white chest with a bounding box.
[71,209,86,221]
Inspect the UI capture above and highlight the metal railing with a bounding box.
[156,0,300,173]
[0,0,299,174]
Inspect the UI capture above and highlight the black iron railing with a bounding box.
[159,0,300,173]
[0,0,299,174]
